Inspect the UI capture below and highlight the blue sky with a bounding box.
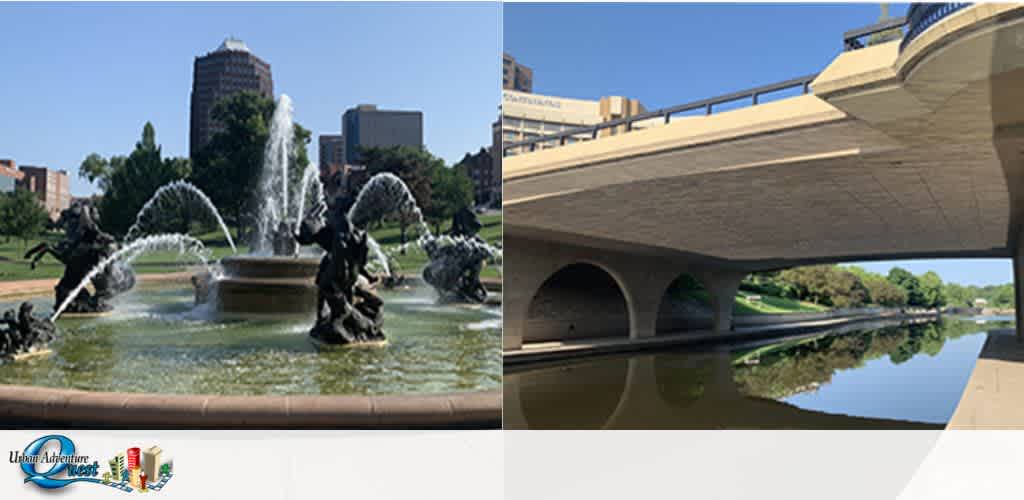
[504,3,1013,287]
[0,2,499,195]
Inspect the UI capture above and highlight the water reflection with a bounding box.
[505,317,1007,429]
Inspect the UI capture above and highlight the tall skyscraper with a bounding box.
[342,104,423,165]
[318,134,345,171]
[189,38,273,157]
[502,52,533,92]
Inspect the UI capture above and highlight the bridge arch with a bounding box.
[523,261,632,343]
[655,272,714,334]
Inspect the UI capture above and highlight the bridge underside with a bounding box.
[502,6,1024,350]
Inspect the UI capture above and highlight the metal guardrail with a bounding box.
[502,74,819,157]
[843,16,908,51]
[900,3,971,51]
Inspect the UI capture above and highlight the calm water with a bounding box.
[0,286,501,396]
[505,317,1010,429]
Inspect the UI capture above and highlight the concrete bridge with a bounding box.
[503,4,1024,351]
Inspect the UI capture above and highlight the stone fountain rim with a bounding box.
[221,254,322,264]
[0,383,500,429]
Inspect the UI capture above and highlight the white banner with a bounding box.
[0,430,501,499]
[505,430,1024,500]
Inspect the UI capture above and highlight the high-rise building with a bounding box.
[142,446,162,483]
[318,134,345,171]
[17,165,70,220]
[498,90,647,156]
[189,38,273,156]
[502,53,533,92]
[342,104,423,165]
[0,159,23,193]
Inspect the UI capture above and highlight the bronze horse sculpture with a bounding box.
[24,202,135,314]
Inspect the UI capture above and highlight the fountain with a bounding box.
[0,93,501,427]
[200,94,500,319]
[195,93,323,315]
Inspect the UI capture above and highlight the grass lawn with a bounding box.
[0,212,503,282]
[734,290,829,315]
[671,288,829,316]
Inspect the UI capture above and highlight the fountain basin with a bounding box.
[0,287,502,427]
[0,384,500,429]
[199,255,320,315]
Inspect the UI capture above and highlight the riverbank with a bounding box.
[948,328,1024,429]
[505,308,941,366]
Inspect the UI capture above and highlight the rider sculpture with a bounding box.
[24,201,136,314]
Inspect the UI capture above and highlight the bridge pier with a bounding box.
[696,270,745,334]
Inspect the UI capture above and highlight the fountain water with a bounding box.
[125,180,237,253]
[52,234,212,321]
[253,94,295,254]
[294,163,324,224]
[346,172,500,302]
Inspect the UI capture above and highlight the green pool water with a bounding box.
[0,286,501,396]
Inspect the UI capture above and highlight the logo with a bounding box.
[10,435,173,493]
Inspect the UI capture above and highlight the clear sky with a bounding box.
[504,3,1013,287]
[0,1,500,196]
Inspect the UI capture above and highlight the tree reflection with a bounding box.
[732,318,1006,400]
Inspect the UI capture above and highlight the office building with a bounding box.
[503,53,533,92]
[456,148,498,206]
[0,159,23,193]
[189,38,274,156]
[142,446,162,482]
[109,453,126,483]
[499,90,647,156]
[17,165,70,220]
[318,134,345,171]
[342,104,423,164]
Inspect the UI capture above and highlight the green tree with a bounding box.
[86,122,192,236]
[356,145,444,242]
[78,153,125,192]
[190,91,310,238]
[0,188,50,248]
[942,282,972,308]
[887,267,925,306]
[918,271,946,309]
[426,166,474,234]
[863,274,909,306]
[778,265,868,308]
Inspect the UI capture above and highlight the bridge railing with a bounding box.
[503,3,973,158]
[842,16,907,51]
[900,3,971,51]
[502,74,819,157]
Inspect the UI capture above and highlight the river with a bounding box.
[504,316,1012,429]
